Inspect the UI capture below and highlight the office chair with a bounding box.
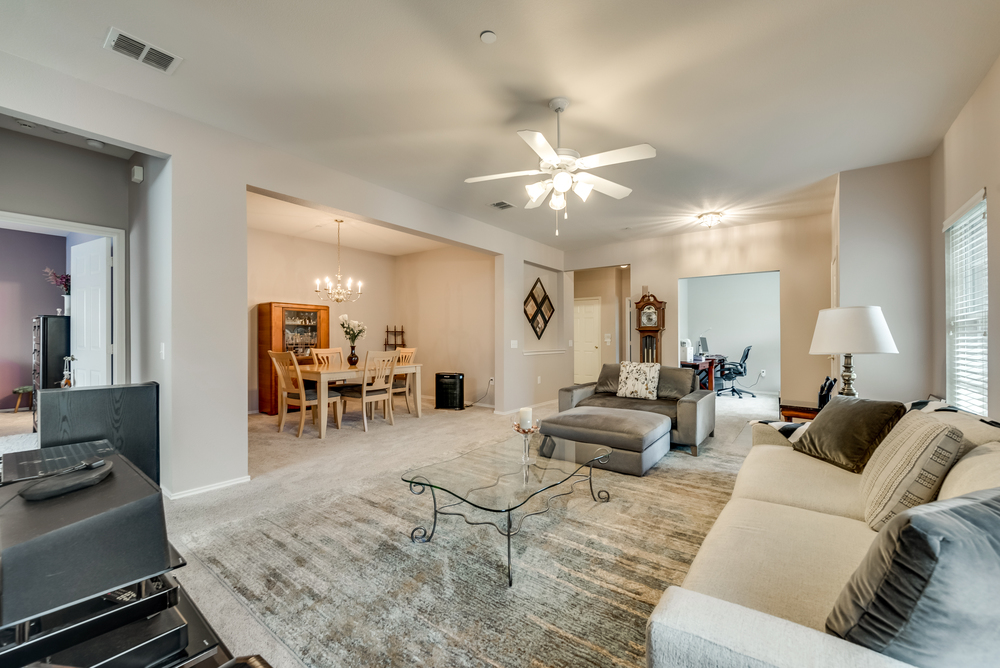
[716,346,755,398]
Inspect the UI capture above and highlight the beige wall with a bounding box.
[247,227,397,412]
[573,266,623,366]
[0,52,569,493]
[566,214,832,403]
[838,158,932,401]
[930,51,1000,414]
[394,246,495,404]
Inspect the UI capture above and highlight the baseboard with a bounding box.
[162,475,250,500]
[248,409,259,415]
[494,399,557,416]
[0,408,29,413]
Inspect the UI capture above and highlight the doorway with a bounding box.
[574,297,602,383]
[677,271,780,396]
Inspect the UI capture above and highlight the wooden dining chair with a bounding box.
[391,347,417,414]
[309,347,348,427]
[308,347,340,366]
[338,351,398,432]
[269,350,342,437]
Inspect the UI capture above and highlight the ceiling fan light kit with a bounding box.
[465,97,656,234]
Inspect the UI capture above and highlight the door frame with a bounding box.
[0,210,127,384]
[573,296,602,382]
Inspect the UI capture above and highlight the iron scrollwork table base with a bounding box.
[406,448,611,587]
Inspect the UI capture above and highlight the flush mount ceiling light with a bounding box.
[698,212,724,228]
[86,139,105,149]
[464,97,656,235]
[480,30,497,44]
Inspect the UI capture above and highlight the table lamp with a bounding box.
[809,306,897,397]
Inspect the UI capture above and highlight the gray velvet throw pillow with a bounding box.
[657,366,697,400]
[594,364,621,394]
[793,396,905,473]
[826,487,1000,668]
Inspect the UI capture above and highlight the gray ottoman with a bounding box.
[540,406,671,476]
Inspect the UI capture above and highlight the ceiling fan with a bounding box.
[465,97,656,229]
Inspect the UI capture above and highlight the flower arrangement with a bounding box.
[43,267,71,295]
[338,313,367,345]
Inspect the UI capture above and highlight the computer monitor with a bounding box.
[699,337,709,354]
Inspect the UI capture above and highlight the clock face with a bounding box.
[641,305,658,327]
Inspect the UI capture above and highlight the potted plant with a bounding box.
[338,314,367,366]
[43,267,71,315]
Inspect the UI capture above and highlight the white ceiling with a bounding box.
[246,191,449,256]
[3,1,1000,250]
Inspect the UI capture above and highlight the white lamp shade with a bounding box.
[809,306,898,355]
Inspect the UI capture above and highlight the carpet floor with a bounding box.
[168,394,779,668]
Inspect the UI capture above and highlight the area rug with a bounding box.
[181,441,747,667]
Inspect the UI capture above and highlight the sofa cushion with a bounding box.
[682,498,877,631]
[861,412,964,530]
[732,444,865,520]
[794,397,905,473]
[827,488,1000,668]
[657,366,698,400]
[616,361,659,400]
[939,442,1000,500]
[594,363,621,395]
[539,406,670,453]
[905,400,1000,456]
[576,394,677,421]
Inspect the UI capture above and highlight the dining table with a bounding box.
[297,361,423,438]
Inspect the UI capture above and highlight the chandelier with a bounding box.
[315,220,362,303]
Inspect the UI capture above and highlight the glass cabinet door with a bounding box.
[283,308,319,357]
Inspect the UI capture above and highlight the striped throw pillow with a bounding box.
[861,412,964,531]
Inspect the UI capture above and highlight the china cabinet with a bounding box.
[257,302,330,415]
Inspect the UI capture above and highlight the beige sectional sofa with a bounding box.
[646,420,1000,668]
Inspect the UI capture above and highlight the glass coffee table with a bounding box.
[401,433,611,586]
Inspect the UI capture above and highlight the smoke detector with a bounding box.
[103,27,183,74]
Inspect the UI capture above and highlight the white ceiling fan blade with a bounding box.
[524,183,553,209]
[575,172,633,199]
[465,169,544,184]
[575,144,656,170]
[517,130,560,164]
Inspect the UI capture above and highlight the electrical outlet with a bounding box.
[537,376,542,384]
[489,377,494,385]
[761,369,766,377]
[511,340,518,349]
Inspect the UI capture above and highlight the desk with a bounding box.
[779,400,821,422]
[680,358,719,391]
[298,362,422,438]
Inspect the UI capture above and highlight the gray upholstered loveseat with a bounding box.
[558,364,716,456]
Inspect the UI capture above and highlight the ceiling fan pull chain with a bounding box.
[555,209,559,236]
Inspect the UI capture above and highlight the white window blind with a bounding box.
[945,197,988,415]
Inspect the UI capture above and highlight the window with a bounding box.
[945,195,988,414]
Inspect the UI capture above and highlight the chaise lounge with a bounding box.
[545,364,716,476]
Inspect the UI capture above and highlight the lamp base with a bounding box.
[840,353,858,397]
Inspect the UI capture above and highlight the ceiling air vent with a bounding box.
[103,27,183,75]
[489,201,515,211]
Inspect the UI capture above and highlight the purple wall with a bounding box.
[0,227,66,409]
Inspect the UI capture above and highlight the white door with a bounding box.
[574,298,602,384]
[70,237,113,386]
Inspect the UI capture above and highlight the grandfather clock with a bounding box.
[635,293,666,363]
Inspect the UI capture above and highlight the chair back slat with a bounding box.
[311,347,344,366]
[395,347,416,365]
[269,350,303,394]
[362,351,398,391]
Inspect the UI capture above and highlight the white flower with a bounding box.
[350,320,358,329]
[338,314,349,323]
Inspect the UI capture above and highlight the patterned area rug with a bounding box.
[182,443,746,667]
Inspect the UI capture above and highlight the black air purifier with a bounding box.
[435,372,464,410]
